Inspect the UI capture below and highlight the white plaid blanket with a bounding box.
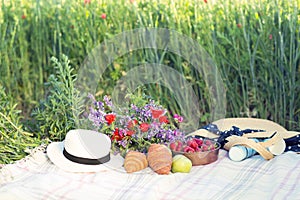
[0,145,299,200]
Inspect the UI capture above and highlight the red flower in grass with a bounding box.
[101,13,107,19]
[21,14,26,19]
[237,23,242,28]
[104,113,116,125]
[150,107,165,119]
[84,0,91,5]
[269,34,273,40]
[204,0,208,3]
[139,123,150,132]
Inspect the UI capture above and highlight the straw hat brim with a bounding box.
[47,141,124,173]
[189,118,298,139]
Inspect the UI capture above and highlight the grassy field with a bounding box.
[0,0,299,163]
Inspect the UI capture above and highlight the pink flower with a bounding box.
[269,34,273,40]
[174,114,183,123]
[101,13,107,19]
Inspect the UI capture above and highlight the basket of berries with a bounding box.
[169,136,220,166]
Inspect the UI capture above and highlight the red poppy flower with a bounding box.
[237,23,242,28]
[159,115,169,124]
[127,119,138,129]
[101,13,107,19]
[104,113,116,125]
[150,108,165,119]
[204,0,207,3]
[139,123,150,132]
[111,128,123,141]
[21,14,26,19]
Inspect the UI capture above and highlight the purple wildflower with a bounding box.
[119,139,128,148]
[104,95,113,107]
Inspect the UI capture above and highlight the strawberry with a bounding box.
[201,145,208,152]
[189,140,198,150]
[193,138,203,146]
[175,144,182,152]
[187,140,193,147]
[170,142,176,151]
[184,146,195,153]
[204,140,212,146]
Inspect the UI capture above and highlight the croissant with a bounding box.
[124,151,148,173]
[147,144,172,175]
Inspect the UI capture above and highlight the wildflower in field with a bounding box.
[21,14,26,19]
[204,0,208,3]
[101,13,107,19]
[84,0,91,5]
[269,34,273,40]
[237,23,242,28]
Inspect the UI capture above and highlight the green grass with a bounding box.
[0,0,299,163]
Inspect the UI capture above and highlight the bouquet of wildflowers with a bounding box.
[88,93,185,156]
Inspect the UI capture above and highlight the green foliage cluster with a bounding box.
[31,55,85,141]
[0,85,40,163]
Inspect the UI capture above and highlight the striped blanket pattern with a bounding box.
[0,145,299,200]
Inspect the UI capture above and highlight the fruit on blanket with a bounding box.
[147,144,172,175]
[171,155,192,173]
[169,140,183,151]
[124,151,148,173]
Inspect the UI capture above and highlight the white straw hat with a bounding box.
[47,129,124,173]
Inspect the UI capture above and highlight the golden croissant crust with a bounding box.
[124,151,148,173]
[147,144,172,175]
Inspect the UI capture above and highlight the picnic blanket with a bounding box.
[0,144,299,200]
